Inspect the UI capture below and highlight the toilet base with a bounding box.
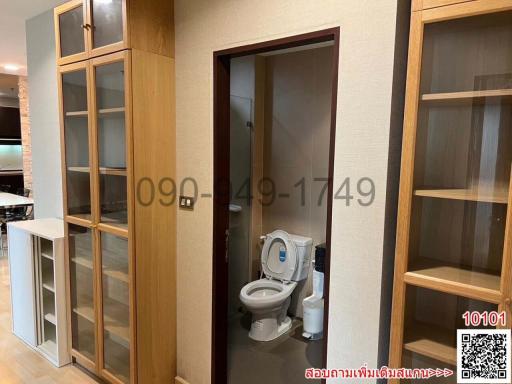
[249,315,292,342]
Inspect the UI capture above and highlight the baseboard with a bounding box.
[175,376,191,384]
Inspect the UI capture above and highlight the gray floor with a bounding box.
[227,313,322,384]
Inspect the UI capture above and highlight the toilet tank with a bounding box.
[289,234,313,281]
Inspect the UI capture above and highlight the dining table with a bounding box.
[0,192,34,209]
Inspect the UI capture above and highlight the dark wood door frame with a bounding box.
[213,27,340,384]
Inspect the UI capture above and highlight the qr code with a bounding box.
[457,329,511,383]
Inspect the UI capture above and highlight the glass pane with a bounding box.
[101,232,130,383]
[402,286,497,377]
[63,70,91,220]
[59,5,85,57]
[92,0,123,49]
[421,11,512,94]
[410,11,512,287]
[95,61,127,229]
[408,198,506,290]
[69,224,95,361]
[228,95,252,317]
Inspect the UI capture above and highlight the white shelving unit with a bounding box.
[8,218,70,367]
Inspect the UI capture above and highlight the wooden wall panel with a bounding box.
[128,0,175,58]
[132,48,176,384]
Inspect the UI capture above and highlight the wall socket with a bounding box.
[179,196,195,210]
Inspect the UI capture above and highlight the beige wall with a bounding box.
[175,1,402,383]
[261,46,332,317]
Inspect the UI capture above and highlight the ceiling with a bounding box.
[0,0,66,76]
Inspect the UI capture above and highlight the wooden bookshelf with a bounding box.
[414,188,509,204]
[389,3,512,378]
[56,1,177,379]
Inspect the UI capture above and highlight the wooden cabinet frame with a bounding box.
[55,0,173,65]
[389,0,512,379]
[58,52,136,384]
[56,1,175,382]
[55,0,129,66]
[54,0,90,66]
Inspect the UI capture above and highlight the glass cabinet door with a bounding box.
[90,0,124,51]
[61,67,93,221]
[410,10,512,289]
[55,1,88,63]
[93,57,128,230]
[68,224,96,362]
[100,232,130,383]
[399,9,512,377]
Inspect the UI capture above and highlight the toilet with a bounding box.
[240,230,312,341]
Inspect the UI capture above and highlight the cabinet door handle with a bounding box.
[81,23,92,30]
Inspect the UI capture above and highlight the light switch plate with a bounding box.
[179,196,195,210]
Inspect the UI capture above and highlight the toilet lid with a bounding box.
[261,230,298,282]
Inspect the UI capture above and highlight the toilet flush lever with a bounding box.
[225,229,230,263]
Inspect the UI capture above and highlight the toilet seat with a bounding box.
[261,230,298,282]
[240,279,297,310]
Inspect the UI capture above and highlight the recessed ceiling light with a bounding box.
[3,64,20,72]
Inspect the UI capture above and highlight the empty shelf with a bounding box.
[405,259,501,303]
[65,111,88,117]
[404,322,456,365]
[422,89,512,105]
[72,256,93,269]
[44,312,56,325]
[68,167,127,176]
[73,297,130,343]
[414,188,508,204]
[98,107,125,115]
[42,280,55,293]
[41,252,53,260]
[39,339,57,358]
[67,166,90,173]
[73,303,94,323]
[104,297,130,343]
[73,255,128,283]
[99,167,127,176]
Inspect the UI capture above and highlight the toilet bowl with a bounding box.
[240,230,312,341]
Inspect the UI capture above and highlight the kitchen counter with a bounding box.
[0,170,23,176]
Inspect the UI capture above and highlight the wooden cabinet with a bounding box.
[8,219,70,367]
[56,1,175,383]
[389,1,512,381]
[54,0,173,65]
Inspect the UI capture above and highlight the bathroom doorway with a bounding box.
[213,28,339,384]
